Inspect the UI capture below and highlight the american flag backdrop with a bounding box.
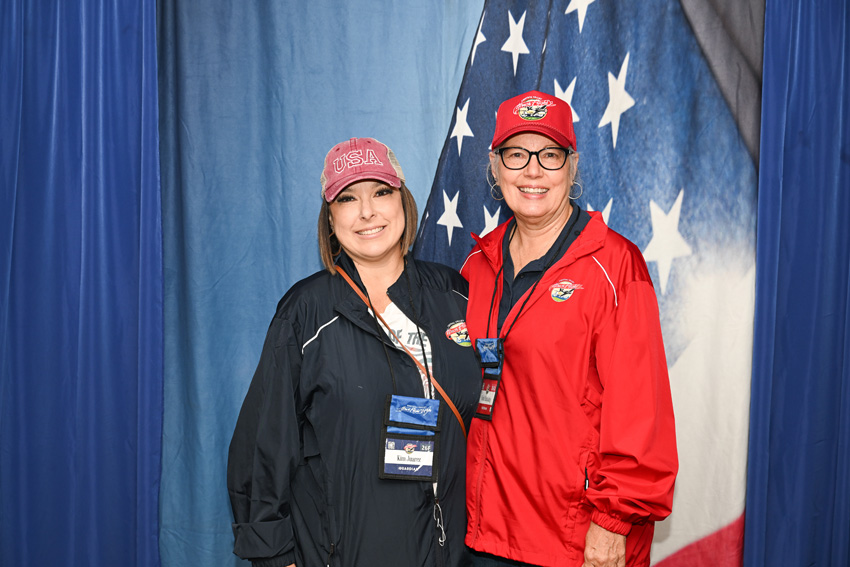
[413,1,758,565]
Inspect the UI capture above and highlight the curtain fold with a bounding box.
[745,2,850,566]
[0,1,163,565]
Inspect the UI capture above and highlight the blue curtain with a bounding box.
[156,1,483,564]
[745,2,850,566]
[0,1,162,565]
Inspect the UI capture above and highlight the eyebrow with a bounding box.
[336,182,392,197]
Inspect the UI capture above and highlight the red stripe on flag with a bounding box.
[654,513,744,567]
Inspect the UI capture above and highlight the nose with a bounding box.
[523,153,544,177]
[359,196,376,219]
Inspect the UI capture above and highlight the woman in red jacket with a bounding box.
[461,91,678,567]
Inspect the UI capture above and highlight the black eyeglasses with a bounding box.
[495,146,573,170]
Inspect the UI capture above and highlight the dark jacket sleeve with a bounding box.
[227,311,303,566]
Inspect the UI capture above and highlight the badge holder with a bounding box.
[474,338,504,420]
[379,395,442,482]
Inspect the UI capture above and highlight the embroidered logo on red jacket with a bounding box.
[549,279,584,302]
[445,320,472,347]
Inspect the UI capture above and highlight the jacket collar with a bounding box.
[472,210,608,272]
[332,251,422,340]
[332,252,381,338]
[558,210,607,266]
[334,252,366,295]
[333,251,422,297]
[471,221,510,273]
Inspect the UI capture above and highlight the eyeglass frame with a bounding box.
[494,145,574,170]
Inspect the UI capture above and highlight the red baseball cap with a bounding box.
[492,90,576,151]
[320,137,405,202]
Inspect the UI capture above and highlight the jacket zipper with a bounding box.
[434,494,446,567]
[326,542,335,567]
[469,425,490,541]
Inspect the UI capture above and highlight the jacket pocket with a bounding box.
[292,426,340,565]
[580,379,603,431]
[562,447,593,555]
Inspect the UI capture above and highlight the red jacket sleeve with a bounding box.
[588,279,678,533]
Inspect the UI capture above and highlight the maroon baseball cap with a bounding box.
[491,90,576,151]
[320,137,405,202]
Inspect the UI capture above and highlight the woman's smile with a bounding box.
[329,180,405,268]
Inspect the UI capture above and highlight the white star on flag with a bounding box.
[481,205,501,236]
[554,77,580,123]
[450,99,474,156]
[565,0,596,33]
[501,10,529,76]
[471,11,487,66]
[598,52,635,149]
[437,190,464,246]
[586,197,612,224]
[642,189,692,294]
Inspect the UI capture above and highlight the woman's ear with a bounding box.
[489,151,500,184]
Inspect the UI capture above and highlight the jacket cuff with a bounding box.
[591,509,633,536]
[232,518,293,562]
[252,550,296,567]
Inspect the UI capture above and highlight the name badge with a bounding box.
[474,338,504,420]
[379,395,442,482]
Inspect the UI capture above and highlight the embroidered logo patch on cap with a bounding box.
[492,90,576,150]
[445,320,472,347]
[515,95,556,121]
[549,279,584,302]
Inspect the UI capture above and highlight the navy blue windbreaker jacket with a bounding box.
[227,253,481,567]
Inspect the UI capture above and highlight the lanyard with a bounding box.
[336,265,467,439]
[485,211,581,340]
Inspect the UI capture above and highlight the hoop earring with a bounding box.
[330,236,342,257]
[490,184,504,201]
[569,180,583,200]
[486,163,504,201]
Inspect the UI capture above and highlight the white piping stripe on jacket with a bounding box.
[302,316,340,354]
[459,249,482,274]
[591,255,618,307]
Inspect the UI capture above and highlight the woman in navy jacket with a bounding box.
[227,137,480,567]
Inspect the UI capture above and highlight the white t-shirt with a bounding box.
[378,301,441,498]
[377,301,434,399]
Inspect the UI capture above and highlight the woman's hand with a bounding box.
[582,521,626,567]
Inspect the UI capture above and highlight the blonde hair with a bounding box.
[317,182,419,274]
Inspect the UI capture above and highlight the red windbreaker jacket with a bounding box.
[461,212,678,567]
